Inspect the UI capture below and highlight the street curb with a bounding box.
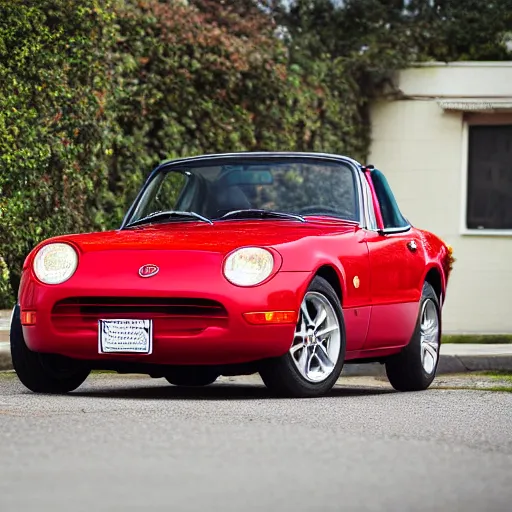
[343,354,512,376]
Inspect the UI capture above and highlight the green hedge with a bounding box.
[0,0,118,305]
[0,0,373,307]
[104,1,367,227]
[2,1,511,309]
[0,257,13,309]
[3,1,507,309]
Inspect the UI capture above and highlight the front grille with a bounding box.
[51,297,228,334]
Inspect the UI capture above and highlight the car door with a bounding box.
[362,169,426,349]
[336,226,373,353]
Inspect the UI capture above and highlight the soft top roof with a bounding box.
[157,151,365,171]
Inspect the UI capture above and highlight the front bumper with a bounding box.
[19,251,311,365]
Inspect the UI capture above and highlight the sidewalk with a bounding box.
[0,311,10,371]
[343,343,512,377]
[0,309,11,334]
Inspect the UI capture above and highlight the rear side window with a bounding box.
[371,170,409,229]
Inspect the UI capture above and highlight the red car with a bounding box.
[11,152,453,397]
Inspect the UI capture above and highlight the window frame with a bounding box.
[362,168,411,235]
[359,171,379,231]
[121,153,364,229]
[460,114,512,236]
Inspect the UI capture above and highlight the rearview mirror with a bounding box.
[223,168,273,186]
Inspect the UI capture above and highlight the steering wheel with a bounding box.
[298,205,343,216]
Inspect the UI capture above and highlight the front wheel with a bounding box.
[385,282,441,391]
[10,305,90,394]
[259,276,346,398]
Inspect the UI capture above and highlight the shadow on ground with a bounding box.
[64,382,397,401]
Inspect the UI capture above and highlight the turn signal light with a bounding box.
[21,310,37,326]
[243,311,298,325]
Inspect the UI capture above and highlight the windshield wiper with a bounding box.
[125,210,213,228]
[218,209,306,223]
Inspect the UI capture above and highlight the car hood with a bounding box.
[54,219,358,254]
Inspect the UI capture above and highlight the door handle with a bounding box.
[407,240,417,252]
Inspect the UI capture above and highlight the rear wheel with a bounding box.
[385,282,441,391]
[259,276,346,398]
[165,367,219,387]
[10,305,90,393]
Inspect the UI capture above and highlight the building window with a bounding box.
[466,124,512,230]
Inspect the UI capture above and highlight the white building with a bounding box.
[369,62,512,334]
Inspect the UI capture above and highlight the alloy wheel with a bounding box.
[420,298,440,374]
[289,292,341,383]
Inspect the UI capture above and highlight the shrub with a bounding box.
[0,0,386,303]
[0,256,14,309]
[0,0,118,298]
[104,0,366,228]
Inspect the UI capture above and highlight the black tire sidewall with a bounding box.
[415,283,442,384]
[261,276,346,397]
[10,304,90,393]
[385,282,441,391]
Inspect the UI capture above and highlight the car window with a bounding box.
[370,170,409,229]
[150,173,188,212]
[128,158,360,224]
[228,162,357,220]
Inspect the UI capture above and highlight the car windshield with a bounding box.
[125,157,359,226]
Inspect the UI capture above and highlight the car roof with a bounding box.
[157,151,365,170]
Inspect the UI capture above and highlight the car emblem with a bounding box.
[139,264,159,278]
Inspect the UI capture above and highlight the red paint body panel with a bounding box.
[417,229,451,301]
[362,228,427,349]
[45,220,355,260]
[20,219,373,359]
[343,306,372,352]
[363,302,420,349]
[18,203,450,367]
[21,248,311,364]
[346,346,412,361]
[364,229,427,305]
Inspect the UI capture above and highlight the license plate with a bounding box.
[98,319,153,354]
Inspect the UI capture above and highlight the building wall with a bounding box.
[369,64,512,334]
[397,61,512,98]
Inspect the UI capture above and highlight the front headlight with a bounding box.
[223,247,274,286]
[33,243,78,285]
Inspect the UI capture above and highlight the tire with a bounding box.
[165,367,219,387]
[385,282,441,392]
[10,305,90,393]
[259,276,346,398]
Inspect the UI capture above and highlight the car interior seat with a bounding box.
[210,184,252,218]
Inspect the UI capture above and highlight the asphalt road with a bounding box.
[0,373,511,512]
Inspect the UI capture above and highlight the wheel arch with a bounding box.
[424,265,444,305]
[313,264,344,306]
